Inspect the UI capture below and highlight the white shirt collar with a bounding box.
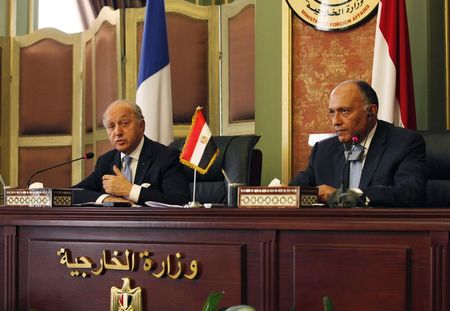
[360,121,378,150]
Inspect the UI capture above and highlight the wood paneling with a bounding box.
[1,207,450,310]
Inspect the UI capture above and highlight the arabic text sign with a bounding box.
[286,0,379,31]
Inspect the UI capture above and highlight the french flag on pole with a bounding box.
[371,0,417,129]
[136,0,173,145]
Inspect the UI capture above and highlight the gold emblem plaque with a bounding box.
[286,0,379,31]
[110,278,142,311]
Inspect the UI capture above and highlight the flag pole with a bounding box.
[186,170,202,208]
[193,170,197,202]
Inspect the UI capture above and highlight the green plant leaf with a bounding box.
[202,291,225,311]
[323,296,333,311]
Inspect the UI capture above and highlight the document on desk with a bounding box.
[145,201,186,208]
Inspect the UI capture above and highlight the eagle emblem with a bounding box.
[110,277,142,311]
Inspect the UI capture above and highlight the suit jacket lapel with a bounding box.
[113,152,122,172]
[359,122,387,188]
[134,137,154,185]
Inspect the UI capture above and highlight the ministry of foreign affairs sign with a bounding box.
[286,0,379,31]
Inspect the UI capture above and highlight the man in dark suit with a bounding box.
[73,99,191,206]
[290,80,427,207]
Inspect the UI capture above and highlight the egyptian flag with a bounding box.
[371,0,417,129]
[136,0,173,145]
[180,107,219,174]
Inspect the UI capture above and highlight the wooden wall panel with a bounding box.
[10,29,82,187]
[18,146,72,188]
[221,0,255,135]
[16,225,267,310]
[167,13,209,124]
[294,246,409,311]
[96,139,112,159]
[291,16,376,175]
[278,230,430,311]
[19,39,73,135]
[94,21,118,128]
[228,5,255,122]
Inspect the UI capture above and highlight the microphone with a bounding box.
[341,135,358,194]
[27,152,94,187]
[328,134,365,208]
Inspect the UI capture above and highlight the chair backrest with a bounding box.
[169,135,262,204]
[419,130,450,207]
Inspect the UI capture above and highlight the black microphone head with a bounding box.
[84,152,95,160]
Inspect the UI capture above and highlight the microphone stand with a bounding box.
[27,153,94,187]
[334,140,357,207]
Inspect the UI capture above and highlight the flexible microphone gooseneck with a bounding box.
[27,152,94,187]
[340,135,359,194]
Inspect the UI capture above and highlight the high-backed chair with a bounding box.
[169,135,262,204]
[419,131,450,207]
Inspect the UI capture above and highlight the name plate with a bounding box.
[4,188,73,207]
[237,186,318,208]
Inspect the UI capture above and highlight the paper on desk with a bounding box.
[145,201,186,208]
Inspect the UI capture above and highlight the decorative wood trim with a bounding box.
[259,230,277,311]
[281,1,292,184]
[3,226,17,311]
[17,136,73,147]
[430,231,449,311]
[0,37,11,184]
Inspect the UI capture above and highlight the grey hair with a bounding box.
[103,99,144,128]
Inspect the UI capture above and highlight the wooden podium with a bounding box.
[1,206,449,310]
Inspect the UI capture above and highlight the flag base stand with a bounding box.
[185,201,203,208]
[185,170,203,208]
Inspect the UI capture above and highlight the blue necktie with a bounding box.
[122,155,132,182]
[349,144,364,189]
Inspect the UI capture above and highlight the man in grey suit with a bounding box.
[73,99,190,206]
[290,80,427,207]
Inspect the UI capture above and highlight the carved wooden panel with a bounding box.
[16,226,268,310]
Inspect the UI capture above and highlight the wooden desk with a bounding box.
[1,206,449,311]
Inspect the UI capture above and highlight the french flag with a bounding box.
[136,0,173,145]
[371,0,416,129]
[180,107,219,175]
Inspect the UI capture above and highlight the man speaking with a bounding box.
[290,80,427,207]
[73,99,190,206]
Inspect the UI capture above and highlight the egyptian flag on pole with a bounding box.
[180,107,219,175]
[136,0,173,145]
[371,0,417,129]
